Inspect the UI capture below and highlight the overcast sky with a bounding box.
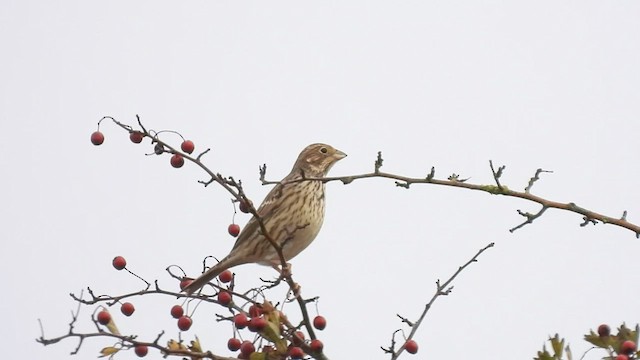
[2,2,639,360]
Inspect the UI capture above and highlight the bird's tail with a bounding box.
[182,255,241,295]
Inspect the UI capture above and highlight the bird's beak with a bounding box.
[335,149,347,160]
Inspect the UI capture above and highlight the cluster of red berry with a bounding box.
[227,200,252,237]
[597,324,637,360]
[104,256,331,358]
[90,129,195,169]
[92,127,248,240]
[91,126,417,358]
[179,269,327,359]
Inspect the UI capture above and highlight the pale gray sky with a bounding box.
[2,2,639,359]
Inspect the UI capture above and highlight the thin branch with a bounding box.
[489,160,505,190]
[389,242,495,359]
[91,116,327,359]
[262,168,639,237]
[525,168,553,194]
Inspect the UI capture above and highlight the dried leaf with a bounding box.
[98,346,120,357]
[167,339,187,351]
[189,336,202,352]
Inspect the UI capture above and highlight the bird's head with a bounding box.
[292,143,347,177]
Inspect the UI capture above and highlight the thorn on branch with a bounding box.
[439,286,453,295]
[580,216,598,227]
[152,330,164,345]
[395,181,410,189]
[426,166,435,181]
[374,151,383,174]
[135,114,147,134]
[448,174,469,182]
[303,296,319,304]
[195,148,210,161]
[197,178,215,187]
[621,210,628,221]
[396,314,414,327]
[259,164,267,183]
[509,206,548,233]
[489,160,505,189]
[525,168,553,193]
[341,176,354,185]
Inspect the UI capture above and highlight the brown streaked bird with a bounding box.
[183,143,346,295]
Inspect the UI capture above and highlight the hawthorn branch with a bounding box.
[94,116,327,359]
[525,168,553,194]
[261,154,639,238]
[37,328,238,360]
[385,242,495,359]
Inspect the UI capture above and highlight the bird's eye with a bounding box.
[320,147,328,154]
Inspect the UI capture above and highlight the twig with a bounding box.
[387,242,495,359]
[262,168,639,237]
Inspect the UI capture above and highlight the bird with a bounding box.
[182,143,347,295]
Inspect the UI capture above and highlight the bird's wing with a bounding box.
[230,181,287,250]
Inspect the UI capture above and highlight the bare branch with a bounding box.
[388,242,495,360]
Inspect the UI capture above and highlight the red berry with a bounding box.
[91,131,104,145]
[170,154,184,168]
[289,346,304,359]
[248,317,267,332]
[129,131,144,144]
[621,340,637,355]
[219,270,233,283]
[292,331,305,345]
[134,345,148,357]
[170,305,184,319]
[179,277,193,290]
[228,224,240,237]
[310,339,324,352]
[112,256,126,270]
[616,355,629,360]
[240,340,255,356]
[598,324,611,337]
[248,304,262,318]
[239,200,252,214]
[313,315,326,330]
[120,302,135,316]
[218,291,232,305]
[97,310,111,325]
[404,339,419,354]
[227,338,242,351]
[234,313,249,329]
[181,140,195,154]
[177,316,192,331]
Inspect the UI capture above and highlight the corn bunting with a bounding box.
[183,143,346,294]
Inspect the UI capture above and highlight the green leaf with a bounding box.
[535,344,554,360]
[584,330,609,348]
[617,323,633,340]
[550,334,564,357]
